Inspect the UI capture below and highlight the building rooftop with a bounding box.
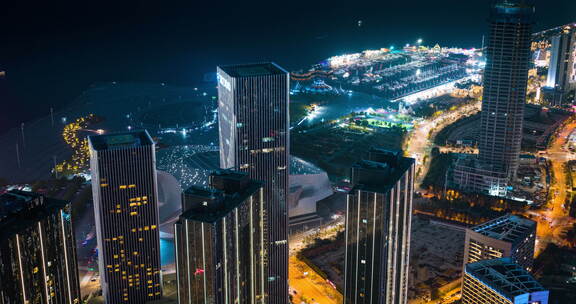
[218,62,287,78]
[0,190,69,239]
[88,130,154,151]
[351,147,414,193]
[465,258,547,300]
[180,176,262,224]
[472,214,536,246]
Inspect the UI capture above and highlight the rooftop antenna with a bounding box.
[20,122,25,148]
[50,107,54,127]
[16,143,21,168]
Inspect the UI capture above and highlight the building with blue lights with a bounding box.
[463,214,536,272]
[462,258,548,304]
[543,24,576,106]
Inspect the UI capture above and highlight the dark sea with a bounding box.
[1,0,574,134]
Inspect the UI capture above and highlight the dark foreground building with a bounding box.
[217,62,290,303]
[344,148,415,304]
[0,190,81,304]
[462,258,548,304]
[88,131,162,303]
[175,170,264,304]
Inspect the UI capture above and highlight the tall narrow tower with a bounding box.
[344,148,415,304]
[544,25,576,105]
[89,131,162,303]
[217,63,290,304]
[477,0,535,180]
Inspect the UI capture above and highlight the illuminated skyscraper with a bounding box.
[88,131,162,303]
[344,148,415,304]
[463,214,536,272]
[0,190,81,304]
[543,24,576,105]
[462,258,548,304]
[217,62,289,303]
[454,0,535,195]
[478,0,535,180]
[175,170,263,304]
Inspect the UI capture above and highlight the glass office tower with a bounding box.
[175,170,263,304]
[344,148,415,304]
[217,62,289,304]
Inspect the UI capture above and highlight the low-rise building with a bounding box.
[463,214,536,272]
[462,258,548,304]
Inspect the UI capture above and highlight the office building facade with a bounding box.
[462,258,548,304]
[217,62,290,303]
[344,148,415,304]
[0,190,81,304]
[89,131,162,303]
[544,24,576,105]
[463,214,536,272]
[175,170,264,304]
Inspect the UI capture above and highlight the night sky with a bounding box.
[1,0,574,133]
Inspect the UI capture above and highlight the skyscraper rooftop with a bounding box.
[218,62,287,78]
[88,130,154,151]
[180,178,262,223]
[465,258,546,300]
[351,148,414,192]
[472,214,536,246]
[0,190,68,237]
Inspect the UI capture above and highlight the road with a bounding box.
[289,256,342,304]
[288,220,344,304]
[533,118,576,253]
[404,100,480,189]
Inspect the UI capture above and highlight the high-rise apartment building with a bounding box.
[0,190,81,304]
[88,131,162,303]
[453,0,535,195]
[217,62,289,303]
[175,170,264,304]
[477,0,535,180]
[344,148,415,304]
[463,214,536,272]
[462,258,548,304]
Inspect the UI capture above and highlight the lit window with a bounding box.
[262,137,275,142]
[119,185,127,189]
